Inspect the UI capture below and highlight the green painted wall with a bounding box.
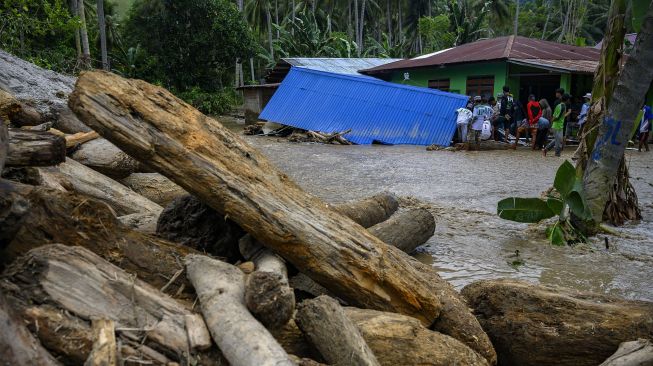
[560,74,572,93]
[388,62,508,98]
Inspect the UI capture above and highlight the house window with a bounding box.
[466,76,495,100]
[428,79,450,92]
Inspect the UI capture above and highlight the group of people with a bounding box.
[456,86,653,154]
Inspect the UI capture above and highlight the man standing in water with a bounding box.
[543,94,570,157]
[494,86,514,142]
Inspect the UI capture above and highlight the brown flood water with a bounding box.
[226,119,653,301]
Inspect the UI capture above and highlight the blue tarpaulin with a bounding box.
[259,67,469,146]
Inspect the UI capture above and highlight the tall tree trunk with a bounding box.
[386,0,392,46]
[355,0,360,55]
[235,0,244,88]
[250,58,255,83]
[558,0,572,42]
[513,0,520,35]
[359,0,367,55]
[542,0,551,39]
[78,0,91,69]
[97,0,109,70]
[398,0,403,45]
[582,3,653,223]
[275,0,280,38]
[70,0,82,59]
[267,4,275,60]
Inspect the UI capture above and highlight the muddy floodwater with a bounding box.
[232,121,653,301]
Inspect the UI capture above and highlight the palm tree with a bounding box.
[78,0,91,69]
[97,0,109,70]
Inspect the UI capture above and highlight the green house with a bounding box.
[362,36,604,106]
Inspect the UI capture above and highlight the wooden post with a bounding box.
[69,70,442,325]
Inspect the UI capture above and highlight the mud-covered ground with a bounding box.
[226,119,653,301]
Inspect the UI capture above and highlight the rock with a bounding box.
[156,194,245,262]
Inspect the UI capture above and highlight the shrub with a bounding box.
[178,87,239,116]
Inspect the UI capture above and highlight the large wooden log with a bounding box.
[296,296,380,366]
[0,291,61,366]
[7,128,66,167]
[461,279,653,366]
[0,89,21,121]
[0,180,193,293]
[69,71,442,326]
[368,208,435,253]
[1,244,212,360]
[331,192,399,228]
[121,173,187,207]
[84,319,117,366]
[185,254,294,366]
[46,158,163,216]
[599,339,653,366]
[0,121,7,172]
[240,234,295,329]
[70,138,142,179]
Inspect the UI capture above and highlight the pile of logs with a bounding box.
[1,53,652,366]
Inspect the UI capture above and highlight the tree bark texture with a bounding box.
[240,234,295,329]
[0,121,7,172]
[331,192,399,228]
[65,131,99,148]
[461,279,653,366]
[70,138,143,179]
[367,208,435,253]
[6,129,66,167]
[0,292,61,366]
[69,70,443,326]
[1,244,211,357]
[185,254,294,366]
[0,181,195,294]
[117,211,159,234]
[599,339,653,366]
[583,5,653,221]
[48,158,163,216]
[295,296,380,366]
[120,172,187,207]
[84,319,117,366]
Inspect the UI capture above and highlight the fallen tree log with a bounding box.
[296,296,380,366]
[368,208,435,253]
[156,194,245,262]
[0,121,7,171]
[65,131,99,148]
[1,244,212,360]
[6,129,66,167]
[121,173,187,206]
[84,319,117,366]
[70,71,442,325]
[461,279,653,366]
[240,234,295,328]
[118,212,158,234]
[0,180,194,293]
[0,291,61,366]
[70,138,142,179]
[0,89,21,121]
[48,158,162,216]
[273,307,489,366]
[331,192,399,228]
[599,339,653,366]
[185,254,294,366]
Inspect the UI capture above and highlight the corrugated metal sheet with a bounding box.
[363,36,601,74]
[508,59,599,74]
[266,58,401,83]
[259,67,468,146]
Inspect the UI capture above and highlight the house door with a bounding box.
[519,75,561,106]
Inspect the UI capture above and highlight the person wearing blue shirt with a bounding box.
[640,105,652,152]
[577,93,591,136]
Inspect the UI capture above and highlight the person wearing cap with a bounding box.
[577,93,591,136]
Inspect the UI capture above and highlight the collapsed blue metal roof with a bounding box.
[259,67,469,146]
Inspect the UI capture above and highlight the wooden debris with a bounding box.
[19,121,53,132]
[0,89,21,121]
[331,192,399,228]
[121,173,187,206]
[65,131,99,148]
[84,319,117,366]
[296,296,380,366]
[0,291,61,366]
[50,158,163,215]
[240,234,295,328]
[117,212,159,234]
[7,128,66,167]
[69,71,442,325]
[243,122,264,135]
[1,244,212,357]
[70,138,142,179]
[368,208,435,253]
[185,254,294,366]
[0,121,7,172]
[288,129,353,145]
[0,181,195,292]
[462,279,653,366]
[599,339,653,366]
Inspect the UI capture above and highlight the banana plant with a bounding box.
[497,160,591,245]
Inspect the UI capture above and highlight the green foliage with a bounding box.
[177,87,239,116]
[123,0,256,91]
[497,160,590,245]
[418,15,455,53]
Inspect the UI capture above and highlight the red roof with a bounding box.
[362,36,601,74]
